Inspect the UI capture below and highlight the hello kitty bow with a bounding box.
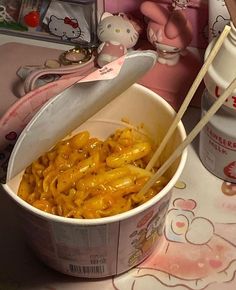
[64,17,78,28]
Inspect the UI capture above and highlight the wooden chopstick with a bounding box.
[138,76,236,197]
[145,24,231,171]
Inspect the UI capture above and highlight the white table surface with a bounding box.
[1,33,236,290]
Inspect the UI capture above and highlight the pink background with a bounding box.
[104,0,209,49]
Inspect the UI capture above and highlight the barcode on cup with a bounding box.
[69,264,105,275]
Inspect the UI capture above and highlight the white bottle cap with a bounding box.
[204,21,236,112]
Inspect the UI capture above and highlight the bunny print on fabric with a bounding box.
[114,196,236,290]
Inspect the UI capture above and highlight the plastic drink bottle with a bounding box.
[199,21,236,183]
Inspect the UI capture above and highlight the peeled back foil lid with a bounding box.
[7,50,157,182]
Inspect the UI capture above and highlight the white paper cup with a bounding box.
[3,84,187,278]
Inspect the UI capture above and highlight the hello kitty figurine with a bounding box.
[96,12,139,68]
[140,1,192,65]
[48,15,81,41]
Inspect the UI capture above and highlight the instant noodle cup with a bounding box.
[3,83,187,278]
[2,51,187,278]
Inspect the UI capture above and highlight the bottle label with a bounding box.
[204,74,236,111]
[199,121,236,183]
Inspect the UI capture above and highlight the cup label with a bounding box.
[199,122,236,183]
[51,222,119,277]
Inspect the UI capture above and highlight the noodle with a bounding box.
[17,128,168,219]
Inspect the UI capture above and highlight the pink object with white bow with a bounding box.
[140,1,193,65]
[96,12,140,67]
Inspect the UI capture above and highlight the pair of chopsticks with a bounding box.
[139,24,236,196]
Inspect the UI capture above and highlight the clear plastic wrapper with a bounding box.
[0,0,104,47]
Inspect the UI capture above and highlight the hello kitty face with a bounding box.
[48,15,82,41]
[97,12,139,49]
